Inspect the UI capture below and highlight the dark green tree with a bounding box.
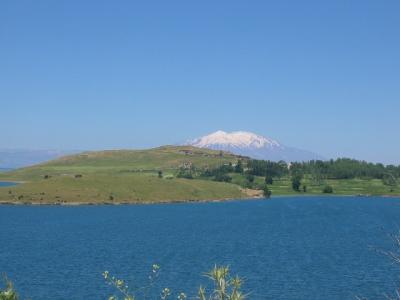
[291,174,302,192]
[265,175,273,185]
[246,174,255,183]
[322,185,333,193]
[234,160,243,173]
[214,173,232,183]
[263,185,272,198]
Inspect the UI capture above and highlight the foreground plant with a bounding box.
[103,264,161,300]
[356,230,400,300]
[0,277,18,300]
[104,265,245,300]
[198,265,246,300]
[381,230,400,300]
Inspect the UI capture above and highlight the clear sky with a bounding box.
[1,1,399,164]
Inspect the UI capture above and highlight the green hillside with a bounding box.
[0,145,398,205]
[0,146,251,204]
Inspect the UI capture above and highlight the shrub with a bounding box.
[263,185,272,198]
[214,173,232,183]
[291,175,302,192]
[246,174,255,183]
[176,169,193,179]
[382,173,397,187]
[322,185,333,193]
[234,160,244,174]
[198,265,245,300]
[265,176,273,185]
[0,277,18,300]
[103,265,245,300]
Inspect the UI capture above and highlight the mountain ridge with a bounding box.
[185,130,324,162]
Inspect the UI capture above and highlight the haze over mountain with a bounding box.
[0,149,80,169]
[186,131,324,162]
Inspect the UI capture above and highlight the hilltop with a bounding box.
[0,145,398,205]
[0,146,253,204]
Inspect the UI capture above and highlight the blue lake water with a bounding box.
[0,196,399,299]
[0,181,17,187]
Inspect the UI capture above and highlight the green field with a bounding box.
[264,177,400,196]
[0,145,398,205]
[0,146,249,204]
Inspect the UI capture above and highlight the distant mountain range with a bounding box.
[185,130,324,162]
[0,149,80,169]
[0,131,323,169]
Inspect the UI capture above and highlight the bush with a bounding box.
[214,173,232,183]
[246,174,254,183]
[265,176,273,185]
[103,265,245,300]
[291,175,302,192]
[382,174,397,187]
[263,185,272,198]
[176,169,194,179]
[0,278,18,300]
[322,185,333,193]
[234,160,244,173]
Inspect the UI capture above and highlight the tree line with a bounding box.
[246,158,400,181]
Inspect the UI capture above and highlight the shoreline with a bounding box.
[1,193,399,206]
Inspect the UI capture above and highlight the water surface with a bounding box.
[0,181,17,187]
[0,196,399,299]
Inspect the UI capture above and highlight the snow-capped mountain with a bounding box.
[186,130,324,162]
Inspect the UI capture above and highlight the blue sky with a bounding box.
[1,1,399,164]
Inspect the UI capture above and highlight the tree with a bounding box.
[291,174,302,192]
[265,175,273,185]
[263,185,272,198]
[322,185,333,193]
[246,174,254,183]
[177,169,193,179]
[234,160,243,173]
[177,164,195,179]
[382,173,397,187]
[214,173,232,183]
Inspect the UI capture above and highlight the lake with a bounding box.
[0,196,399,299]
[0,181,18,187]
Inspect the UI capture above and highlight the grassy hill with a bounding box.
[0,145,398,205]
[0,146,251,204]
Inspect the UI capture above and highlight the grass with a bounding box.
[0,145,398,204]
[0,146,247,204]
[264,177,400,196]
[0,173,245,204]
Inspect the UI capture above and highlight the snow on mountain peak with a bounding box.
[188,130,281,149]
[184,130,323,162]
